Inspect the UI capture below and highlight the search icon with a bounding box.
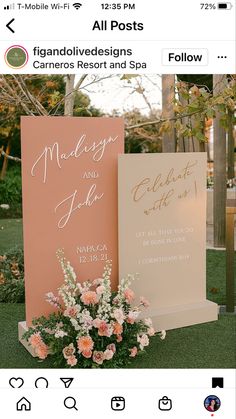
[64,396,78,411]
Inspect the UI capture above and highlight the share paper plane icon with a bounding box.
[60,378,74,388]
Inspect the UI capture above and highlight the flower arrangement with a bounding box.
[24,250,165,368]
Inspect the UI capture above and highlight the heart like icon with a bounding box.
[9,377,24,388]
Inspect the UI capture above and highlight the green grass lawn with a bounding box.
[0,219,235,368]
[0,303,235,368]
[0,219,23,253]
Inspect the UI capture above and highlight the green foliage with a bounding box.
[0,75,102,163]
[73,91,102,117]
[0,76,66,161]
[0,246,24,303]
[24,314,149,368]
[23,255,157,368]
[124,109,162,153]
[173,77,236,144]
[0,166,22,218]
[177,74,213,91]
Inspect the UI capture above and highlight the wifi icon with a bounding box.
[73,2,82,9]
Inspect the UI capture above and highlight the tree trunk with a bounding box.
[178,92,188,152]
[213,75,227,247]
[64,75,75,116]
[162,75,176,152]
[227,110,235,180]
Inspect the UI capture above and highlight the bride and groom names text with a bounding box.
[31,134,118,228]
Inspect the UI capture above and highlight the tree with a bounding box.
[0,74,102,177]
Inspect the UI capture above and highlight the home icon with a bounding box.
[16,397,31,411]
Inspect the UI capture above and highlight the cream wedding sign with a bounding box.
[118,153,218,331]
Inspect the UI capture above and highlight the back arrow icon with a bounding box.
[6,18,15,33]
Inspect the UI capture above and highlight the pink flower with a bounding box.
[45,292,60,308]
[140,296,150,308]
[93,318,102,328]
[35,343,49,360]
[67,355,77,367]
[113,322,123,336]
[77,336,94,353]
[107,343,116,353]
[98,321,112,337]
[29,332,42,348]
[63,343,76,359]
[82,350,92,358]
[81,291,99,305]
[96,285,105,295]
[29,332,49,359]
[92,278,103,286]
[112,296,119,305]
[64,306,79,318]
[104,349,114,360]
[113,308,125,325]
[127,311,139,324]
[124,288,135,303]
[147,327,155,337]
[129,346,138,357]
[93,351,104,365]
[116,335,123,343]
[137,334,149,350]
[43,328,55,335]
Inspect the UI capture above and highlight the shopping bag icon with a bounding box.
[158,396,172,411]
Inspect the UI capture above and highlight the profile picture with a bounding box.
[204,395,221,412]
[4,45,29,69]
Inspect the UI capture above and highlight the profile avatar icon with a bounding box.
[204,395,221,412]
[4,45,29,69]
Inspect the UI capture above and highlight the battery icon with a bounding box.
[217,2,233,8]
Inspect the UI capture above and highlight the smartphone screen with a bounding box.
[0,1,235,418]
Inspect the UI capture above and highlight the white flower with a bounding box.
[96,285,105,295]
[45,292,60,308]
[70,318,80,331]
[137,334,149,350]
[0,204,10,210]
[144,318,153,327]
[78,309,93,331]
[55,330,68,338]
[127,311,139,323]
[160,330,166,340]
[113,308,125,325]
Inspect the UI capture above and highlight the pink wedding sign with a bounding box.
[21,116,124,324]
